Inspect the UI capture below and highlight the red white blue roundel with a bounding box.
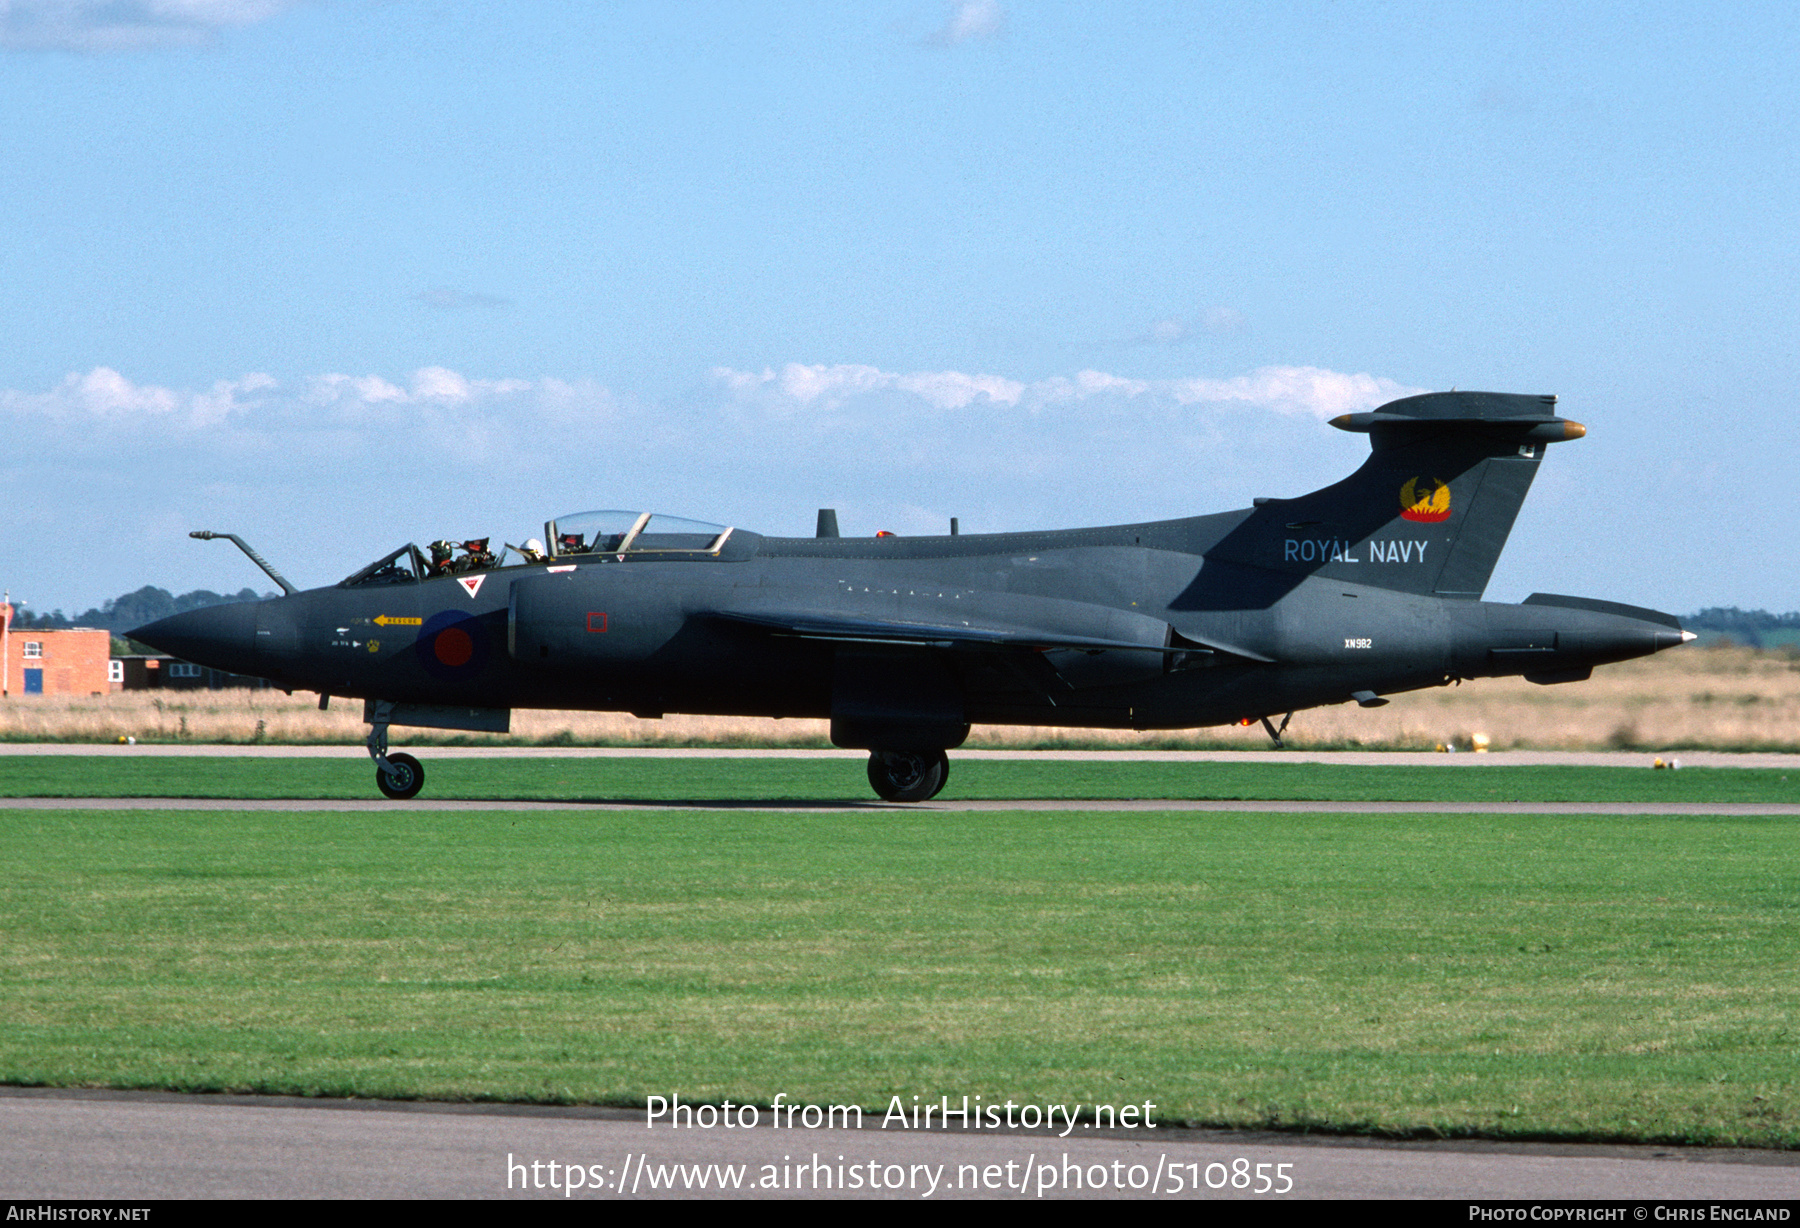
[415,609,488,679]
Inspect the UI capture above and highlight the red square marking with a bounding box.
[587,612,608,633]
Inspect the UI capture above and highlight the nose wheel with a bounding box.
[376,752,425,800]
[867,749,950,802]
[366,701,426,799]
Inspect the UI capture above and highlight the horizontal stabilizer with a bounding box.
[1330,391,1583,442]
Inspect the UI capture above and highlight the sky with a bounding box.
[1,1,1795,615]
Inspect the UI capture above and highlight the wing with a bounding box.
[705,604,1273,662]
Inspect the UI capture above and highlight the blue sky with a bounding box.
[2,2,1795,614]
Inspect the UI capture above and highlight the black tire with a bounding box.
[376,752,425,800]
[867,750,948,803]
[927,754,950,799]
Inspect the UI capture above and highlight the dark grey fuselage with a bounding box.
[135,390,1692,801]
[136,492,1685,744]
[135,391,1689,765]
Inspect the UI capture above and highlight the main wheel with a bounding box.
[376,752,425,799]
[867,749,949,802]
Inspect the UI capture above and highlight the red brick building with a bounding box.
[1,625,111,697]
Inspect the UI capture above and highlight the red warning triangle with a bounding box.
[457,574,486,599]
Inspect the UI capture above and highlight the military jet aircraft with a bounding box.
[133,390,1691,802]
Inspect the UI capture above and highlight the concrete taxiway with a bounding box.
[2,1089,1795,1201]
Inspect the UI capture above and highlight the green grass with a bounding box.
[0,804,1795,1146]
[4,755,1800,803]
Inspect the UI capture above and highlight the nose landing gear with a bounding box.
[376,752,425,800]
[366,701,426,799]
[867,749,950,802]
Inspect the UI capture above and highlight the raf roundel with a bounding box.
[414,610,486,679]
[433,626,474,666]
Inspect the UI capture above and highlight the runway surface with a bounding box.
[2,1088,1795,1201]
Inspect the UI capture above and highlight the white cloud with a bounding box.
[311,373,406,406]
[305,368,535,410]
[65,366,182,416]
[0,366,275,426]
[894,368,1026,409]
[2,359,1423,607]
[0,0,299,51]
[0,365,565,466]
[924,0,1002,47]
[4,361,1418,447]
[712,362,1420,420]
[716,362,1029,412]
[1164,367,1421,418]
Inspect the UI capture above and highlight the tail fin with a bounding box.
[1206,391,1584,599]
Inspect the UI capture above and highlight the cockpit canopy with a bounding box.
[340,511,735,587]
[341,543,429,588]
[545,511,731,557]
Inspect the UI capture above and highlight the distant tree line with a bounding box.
[1683,607,1800,648]
[9,586,269,635]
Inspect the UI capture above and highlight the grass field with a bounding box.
[8,643,1800,751]
[1,803,1794,1147]
[5,755,1800,803]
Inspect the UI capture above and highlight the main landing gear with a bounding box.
[366,701,426,800]
[866,749,950,803]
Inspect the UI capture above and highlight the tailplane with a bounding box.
[1206,391,1584,599]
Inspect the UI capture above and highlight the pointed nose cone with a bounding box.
[131,602,261,675]
[1555,614,1692,668]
